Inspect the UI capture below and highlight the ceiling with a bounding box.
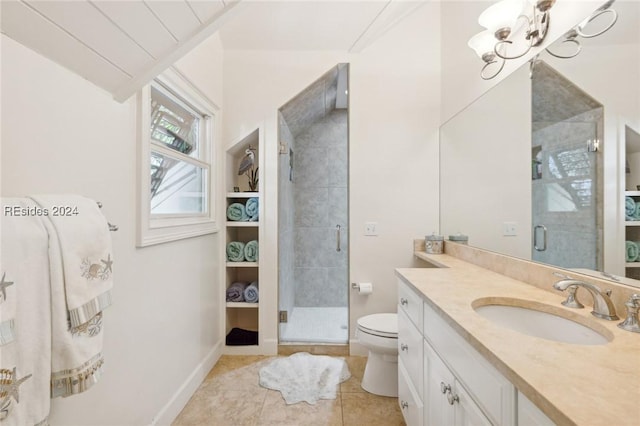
[0,0,424,102]
[217,1,421,51]
[0,0,240,101]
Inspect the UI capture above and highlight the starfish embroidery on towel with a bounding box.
[101,254,113,274]
[0,273,14,303]
[0,367,32,404]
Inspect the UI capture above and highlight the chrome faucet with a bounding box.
[553,279,619,321]
[618,294,640,333]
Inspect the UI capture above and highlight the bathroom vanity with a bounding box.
[396,243,640,426]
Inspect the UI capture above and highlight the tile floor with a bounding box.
[173,355,406,426]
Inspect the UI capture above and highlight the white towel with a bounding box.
[0,198,51,425]
[37,204,106,398]
[28,195,113,327]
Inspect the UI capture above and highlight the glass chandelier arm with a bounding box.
[545,39,582,59]
[480,57,506,80]
[576,9,618,38]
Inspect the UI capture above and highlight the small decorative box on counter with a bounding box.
[425,233,444,254]
[448,233,469,245]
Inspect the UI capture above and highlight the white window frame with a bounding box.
[137,68,219,247]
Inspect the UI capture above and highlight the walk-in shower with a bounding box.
[531,61,603,270]
[278,64,349,344]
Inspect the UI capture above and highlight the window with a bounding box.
[137,69,218,247]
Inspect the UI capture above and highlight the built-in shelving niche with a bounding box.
[223,128,264,354]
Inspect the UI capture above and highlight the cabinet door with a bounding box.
[399,360,424,426]
[424,340,454,426]
[453,380,492,426]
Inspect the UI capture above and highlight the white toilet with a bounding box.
[356,313,398,397]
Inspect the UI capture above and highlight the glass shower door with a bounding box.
[531,122,599,270]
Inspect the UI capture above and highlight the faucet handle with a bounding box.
[617,294,640,333]
[561,285,585,309]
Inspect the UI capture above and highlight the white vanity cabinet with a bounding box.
[397,278,517,426]
[424,339,492,426]
[517,392,554,426]
[397,281,424,425]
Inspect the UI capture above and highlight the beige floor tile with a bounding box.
[173,388,267,426]
[340,356,367,393]
[206,355,273,379]
[173,354,404,426]
[278,345,349,356]
[257,390,343,426]
[201,357,277,392]
[341,392,405,426]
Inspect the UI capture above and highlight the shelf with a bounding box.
[226,221,259,227]
[625,191,640,196]
[625,222,640,226]
[226,262,259,267]
[227,192,260,198]
[626,263,640,268]
[226,302,259,308]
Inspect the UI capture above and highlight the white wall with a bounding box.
[0,33,225,425]
[222,4,441,354]
[440,65,532,259]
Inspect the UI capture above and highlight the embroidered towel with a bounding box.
[37,205,106,398]
[0,198,51,425]
[28,195,113,328]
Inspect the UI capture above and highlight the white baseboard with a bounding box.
[150,340,223,425]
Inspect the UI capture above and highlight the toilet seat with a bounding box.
[357,313,397,338]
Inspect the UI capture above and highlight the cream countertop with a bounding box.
[396,252,640,426]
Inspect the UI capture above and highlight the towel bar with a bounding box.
[96,201,118,232]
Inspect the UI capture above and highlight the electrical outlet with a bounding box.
[365,222,378,236]
[503,222,517,236]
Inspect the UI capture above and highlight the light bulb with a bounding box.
[479,0,526,34]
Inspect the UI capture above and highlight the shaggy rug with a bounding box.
[258,352,351,404]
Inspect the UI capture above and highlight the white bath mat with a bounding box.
[258,352,351,404]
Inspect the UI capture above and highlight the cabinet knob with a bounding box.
[440,382,451,394]
[400,298,408,306]
[401,400,409,410]
[400,343,408,351]
[447,391,460,405]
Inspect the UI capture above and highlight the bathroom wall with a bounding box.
[223,3,441,354]
[293,110,348,307]
[0,33,224,425]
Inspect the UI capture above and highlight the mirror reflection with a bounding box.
[440,1,640,288]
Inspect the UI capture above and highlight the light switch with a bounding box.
[503,222,517,236]
[365,222,378,236]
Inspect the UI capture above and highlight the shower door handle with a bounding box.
[336,225,341,252]
[534,225,547,251]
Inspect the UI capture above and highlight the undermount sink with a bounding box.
[472,297,613,345]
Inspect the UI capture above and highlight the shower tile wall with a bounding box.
[278,113,295,318]
[294,110,348,307]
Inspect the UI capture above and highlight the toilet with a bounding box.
[356,313,398,397]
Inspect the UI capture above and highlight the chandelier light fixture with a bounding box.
[468,0,618,80]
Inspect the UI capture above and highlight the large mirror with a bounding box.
[440,1,640,287]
